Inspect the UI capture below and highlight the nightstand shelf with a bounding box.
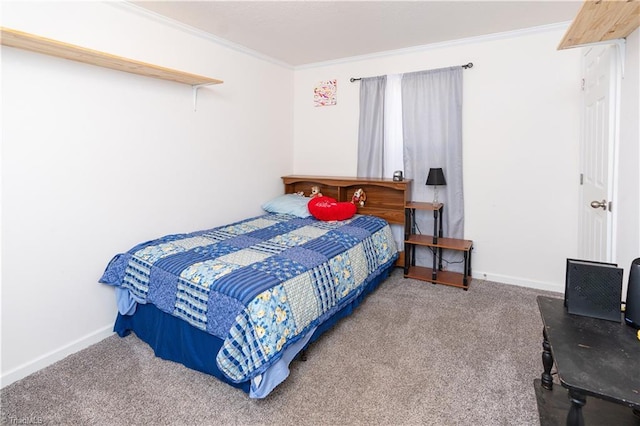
[404,266,470,289]
[404,201,473,290]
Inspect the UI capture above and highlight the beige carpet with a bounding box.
[1,269,559,425]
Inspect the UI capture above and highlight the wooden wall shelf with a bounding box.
[559,0,640,50]
[0,27,223,86]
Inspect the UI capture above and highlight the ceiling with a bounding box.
[131,1,582,67]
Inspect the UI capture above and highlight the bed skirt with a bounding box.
[114,262,396,396]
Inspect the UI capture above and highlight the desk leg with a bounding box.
[541,327,554,390]
[567,389,586,426]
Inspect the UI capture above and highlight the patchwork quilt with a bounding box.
[100,213,397,383]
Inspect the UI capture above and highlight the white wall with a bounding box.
[293,27,582,292]
[1,2,293,386]
[616,28,640,296]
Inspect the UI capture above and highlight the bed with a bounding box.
[100,175,411,398]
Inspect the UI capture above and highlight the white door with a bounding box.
[578,44,618,262]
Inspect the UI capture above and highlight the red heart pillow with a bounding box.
[307,196,357,221]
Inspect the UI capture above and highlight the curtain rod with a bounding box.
[349,62,473,82]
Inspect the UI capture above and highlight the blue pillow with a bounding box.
[262,194,311,218]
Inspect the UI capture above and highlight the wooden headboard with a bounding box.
[282,175,412,225]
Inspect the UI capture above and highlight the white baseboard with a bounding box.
[473,270,564,294]
[1,325,115,389]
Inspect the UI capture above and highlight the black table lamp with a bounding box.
[426,168,446,204]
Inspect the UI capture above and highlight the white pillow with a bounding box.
[261,194,311,218]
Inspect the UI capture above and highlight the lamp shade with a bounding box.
[426,168,446,186]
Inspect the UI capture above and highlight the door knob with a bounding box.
[590,200,607,210]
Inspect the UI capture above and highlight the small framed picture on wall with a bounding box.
[314,79,337,107]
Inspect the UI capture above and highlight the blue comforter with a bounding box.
[100,213,397,384]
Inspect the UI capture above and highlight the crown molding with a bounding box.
[111,2,570,72]
[296,21,572,70]
[110,1,294,70]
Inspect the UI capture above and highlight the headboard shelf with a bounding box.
[282,175,410,191]
[282,175,412,225]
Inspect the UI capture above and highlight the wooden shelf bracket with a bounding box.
[192,83,216,112]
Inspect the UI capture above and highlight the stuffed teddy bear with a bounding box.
[310,186,323,198]
[351,188,367,207]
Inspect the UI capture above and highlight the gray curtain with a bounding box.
[357,76,386,177]
[402,67,464,271]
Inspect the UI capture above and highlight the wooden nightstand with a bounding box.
[404,201,473,290]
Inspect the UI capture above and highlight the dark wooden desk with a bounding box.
[535,296,640,426]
